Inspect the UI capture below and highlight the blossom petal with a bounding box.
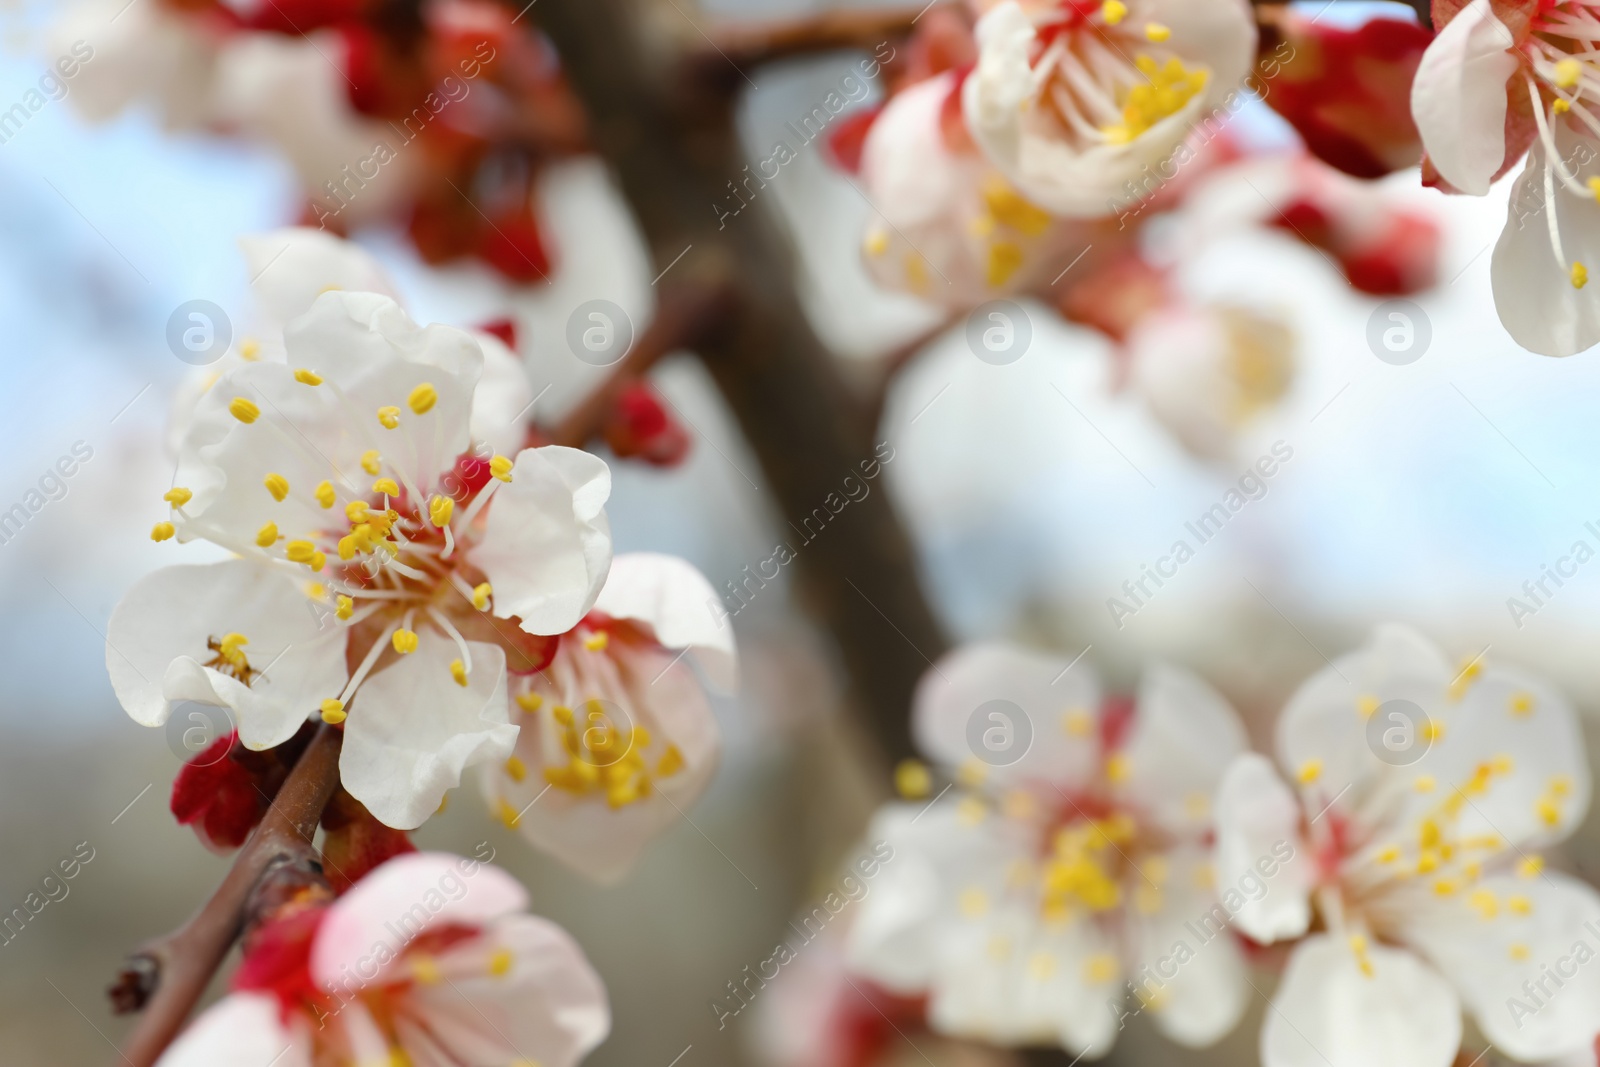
[592,552,736,691]
[310,851,528,987]
[1126,845,1249,1048]
[1213,754,1314,943]
[1276,623,1453,821]
[1115,663,1248,835]
[1412,0,1519,196]
[475,446,612,636]
[1262,935,1460,1067]
[238,228,399,329]
[341,634,515,829]
[1491,132,1600,356]
[468,328,536,457]
[1404,871,1600,1060]
[155,991,311,1067]
[912,641,1102,791]
[489,638,720,883]
[846,801,1023,993]
[928,901,1119,1054]
[107,560,346,750]
[402,914,610,1067]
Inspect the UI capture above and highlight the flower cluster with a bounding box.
[831,0,1446,460]
[835,627,1600,1067]
[52,0,587,281]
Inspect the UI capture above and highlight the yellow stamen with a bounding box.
[293,368,322,386]
[1508,894,1533,915]
[1519,855,1544,878]
[361,450,381,475]
[1349,934,1375,978]
[336,595,353,620]
[314,481,336,508]
[228,397,260,424]
[377,406,401,429]
[516,691,543,713]
[1296,759,1322,785]
[1574,261,1589,290]
[150,522,176,542]
[320,699,346,724]
[1144,21,1170,42]
[1106,754,1130,783]
[450,658,468,687]
[256,522,278,548]
[163,487,192,507]
[1556,98,1572,115]
[496,797,521,828]
[505,756,527,783]
[285,540,316,564]
[1590,177,1600,204]
[428,495,454,528]
[582,631,609,652]
[488,948,513,977]
[372,478,400,498]
[895,759,932,799]
[408,382,438,415]
[239,338,260,360]
[472,582,492,610]
[490,455,514,482]
[392,629,419,654]
[1555,57,1582,89]
[262,474,290,503]
[1101,0,1127,23]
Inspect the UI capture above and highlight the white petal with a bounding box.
[592,552,736,691]
[845,801,1022,994]
[1402,658,1589,852]
[468,328,536,457]
[341,634,516,829]
[1412,0,1519,196]
[1127,845,1250,1048]
[106,560,347,750]
[1116,663,1248,836]
[1276,623,1453,821]
[1262,936,1460,1067]
[489,637,719,883]
[155,992,311,1067]
[927,903,1119,1054]
[1404,872,1600,1060]
[403,914,610,1067]
[912,641,1102,791]
[239,228,399,329]
[310,852,528,986]
[280,291,481,487]
[1213,754,1314,943]
[474,446,612,635]
[1492,134,1600,357]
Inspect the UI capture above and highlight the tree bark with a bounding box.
[533,0,949,765]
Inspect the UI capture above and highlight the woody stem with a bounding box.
[109,724,344,1067]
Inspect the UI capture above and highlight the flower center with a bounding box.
[1030,0,1205,148]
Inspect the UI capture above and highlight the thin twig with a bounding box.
[546,280,736,449]
[111,725,344,1067]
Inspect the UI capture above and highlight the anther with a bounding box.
[377,406,401,429]
[293,369,322,386]
[321,699,346,724]
[489,455,514,482]
[150,522,175,542]
[228,397,260,424]
[264,473,289,502]
[163,487,192,507]
[314,481,336,508]
[392,629,419,654]
[408,382,438,415]
[256,522,279,547]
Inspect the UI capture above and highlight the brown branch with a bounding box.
[546,281,738,450]
[710,4,931,64]
[110,725,344,1067]
[536,0,949,766]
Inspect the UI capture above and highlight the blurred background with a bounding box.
[2,0,1600,1064]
